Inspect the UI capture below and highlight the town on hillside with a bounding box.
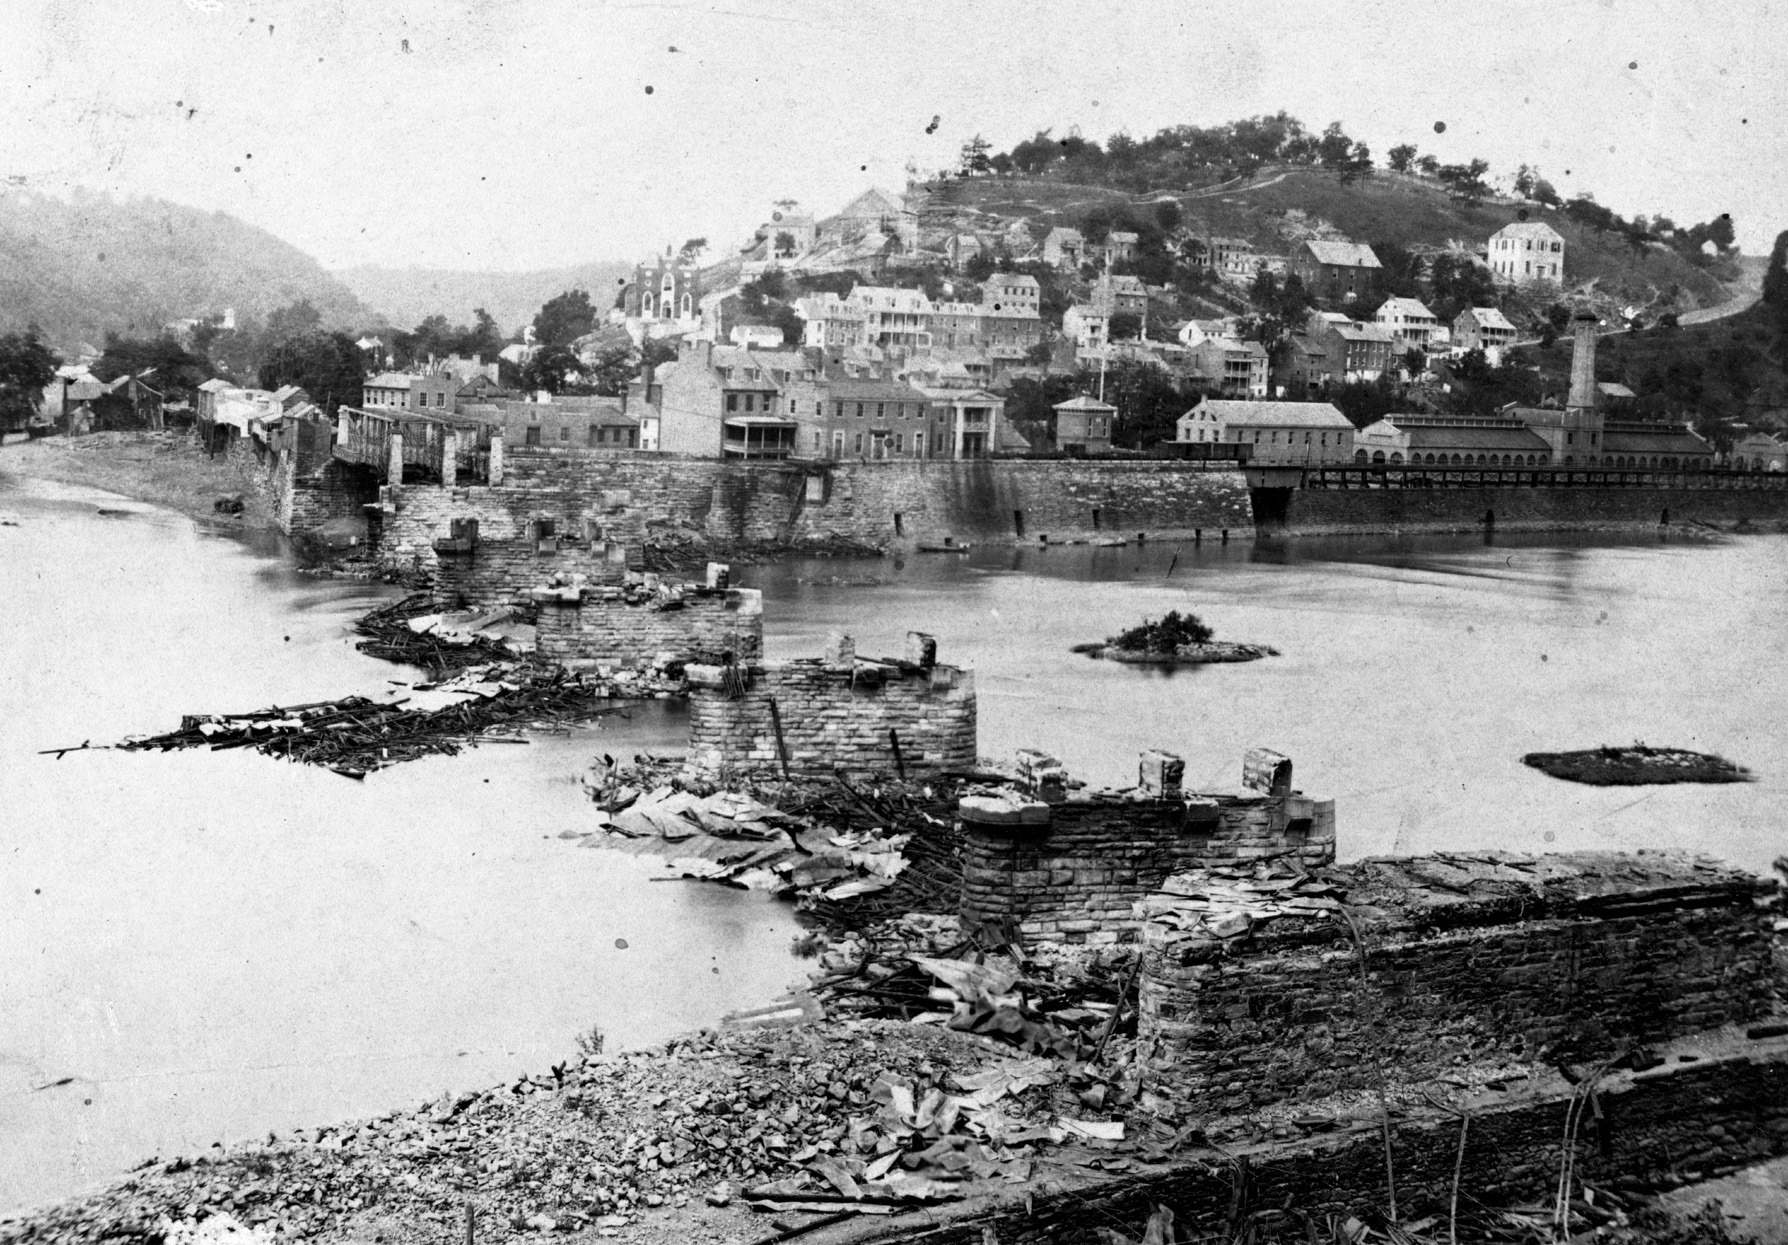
[5,116,1786,480]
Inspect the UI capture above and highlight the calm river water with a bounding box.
[3,471,1786,1213]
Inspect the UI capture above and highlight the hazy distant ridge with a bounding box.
[333,261,634,337]
[0,187,374,351]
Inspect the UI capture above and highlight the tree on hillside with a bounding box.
[532,290,598,348]
[1437,159,1492,204]
[678,238,708,264]
[1316,122,1355,170]
[585,343,638,397]
[1332,376,1399,428]
[256,331,366,413]
[1009,130,1059,176]
[0,325,60,431]
[958,135,993,176]
[1154,200,1183,234]
[1425,253,1499,323]
[1763,230,1788,362]
[1108,311,1143,341]
[640,338,679,371]
[1096,359,1191,448]
[1533,177,1561,207]
[1338,142,1373,185]
[265,300,322,342]
[1387,143,1418,173]
[94,333,212,404]
[1513,164,1537,199]
[1415,154,1440,176]
[1240,271,1313,366]
[520,344,590,395]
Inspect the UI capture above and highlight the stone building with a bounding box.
[1288,240,1382,302]
[1453,306,1519,354]
[623,251,704,329]
[1178,398,1354,465]
[1051,395,1116,454]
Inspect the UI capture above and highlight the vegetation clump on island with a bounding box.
[1522,744,1752,786]
[1074,610,1278,665]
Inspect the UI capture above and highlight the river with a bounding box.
[3,472,1786,1214]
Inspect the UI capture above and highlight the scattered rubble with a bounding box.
[1522,744,1752,785]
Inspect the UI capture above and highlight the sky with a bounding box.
[2,0,1785,273]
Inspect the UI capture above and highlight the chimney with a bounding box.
[1567,314,1598,412]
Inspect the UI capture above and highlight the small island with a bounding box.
[1522,744,1752,786]
[1074,610,1279,666]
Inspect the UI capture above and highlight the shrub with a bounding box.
[1112,610,1215,652]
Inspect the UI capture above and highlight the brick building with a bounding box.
[1288,240,1382,302]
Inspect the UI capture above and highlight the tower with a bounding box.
[1563,313,1605,463]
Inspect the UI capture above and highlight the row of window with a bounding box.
[521,424,639,447]
[813,430,930,457]
[1497,238,1563,252]
[364,390,449,408]
[1234,428,1343,445]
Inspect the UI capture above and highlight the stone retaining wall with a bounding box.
[1138,852,1778,1110]
[534,582,763,668]
[684,635,976,778]
[958,750,1335,945]
[890,1038,1788,1243]
[1270,482,1788,536]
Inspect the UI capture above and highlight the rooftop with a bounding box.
[1190,399,1352,428]
[1492,220,1566,242]
[1302,240,1381,268]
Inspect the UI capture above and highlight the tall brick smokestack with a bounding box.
[1567,313,1599,411]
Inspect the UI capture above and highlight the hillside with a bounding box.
[918,166,1732,314]
[0,187,374,353]
[334,261,633,338]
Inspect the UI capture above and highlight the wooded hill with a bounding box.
[919,164,1733,319]
[0,187,374,354]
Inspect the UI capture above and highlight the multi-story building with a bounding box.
[622,251,704,328]
[796,295,868,350]
[1487,222,1564,285]
[1304,312,1396,383]
[1062,304,1110,358]
[1052,395,1116,454]
[852,286,933,354]
[1288,240,1383,302]
[1189,338,1269,398]
[362,372,458,412]
[1373,298,1439,352]
[982,273,1041,316]
[1177,399,1355,465]
[1453,306,1519,354]
[1092,273,1148,318]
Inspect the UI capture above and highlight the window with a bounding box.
[727,394,738,412]
[560,426,570,442]
[915,432,926,456]
[895,434,904,452]
[854,433,863,453]
[856,403,865,418]
[525,425,541,446]
[835,403,844,418]
[744,394,756,412]
[588,425,601,447]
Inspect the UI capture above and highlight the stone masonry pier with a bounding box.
[685,632,976,779]
[958,748,1336,946]
[533,565,763,670]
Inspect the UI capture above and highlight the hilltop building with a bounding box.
[1488,221,1565,285]
[622,251,704,332]
[1288,240,1382,302]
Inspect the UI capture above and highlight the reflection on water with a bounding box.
[4,470,1786,1214]
[0,474,800,1213]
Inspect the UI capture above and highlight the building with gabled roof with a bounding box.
[1453,306,1519,354]
[1488,221,1564,285]
[1042,227,1084,270]
[1177,398,1354,465]
[1373,297,1439,352]
[1289,240,1383,302]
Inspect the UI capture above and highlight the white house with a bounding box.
[1487,222,1565,285]
[1373,297,1439,352]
